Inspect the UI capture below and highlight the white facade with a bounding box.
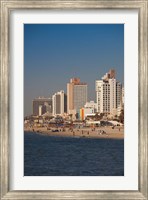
[109,78,116,114]
[52,90,65,116]
[96,80,103,113]
[83,107,95,118]
[116,82,122,108]
[96,80,112,114]
[84,101,97,112]
[96,70,122,116]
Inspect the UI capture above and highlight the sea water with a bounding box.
[24,132,124,176]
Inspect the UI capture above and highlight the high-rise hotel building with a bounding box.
[67,78,87,114]
[96,69,122,115]
[52,90,67,116]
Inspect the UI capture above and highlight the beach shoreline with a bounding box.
[24,126,124,140]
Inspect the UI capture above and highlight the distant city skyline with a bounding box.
[24,24,124,116]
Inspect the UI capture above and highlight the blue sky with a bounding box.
[24,24,124,116]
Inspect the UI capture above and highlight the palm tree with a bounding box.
[119,109,124,124]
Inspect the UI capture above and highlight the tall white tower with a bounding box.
[52,90,66,116]
[96,70,122,115]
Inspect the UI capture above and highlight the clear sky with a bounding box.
[24,24,124,117]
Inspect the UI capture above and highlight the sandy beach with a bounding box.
[24,126,124,139]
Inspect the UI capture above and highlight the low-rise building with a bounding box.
[84,101,97,112]
[80,107,95,121]
[32,97,52,116]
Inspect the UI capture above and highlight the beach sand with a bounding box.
[24,126,124,139]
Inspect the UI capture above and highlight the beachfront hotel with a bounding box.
[32,97,52,116]
[52,90,67,116]
[67,78,87,115]
[96,69,122,116]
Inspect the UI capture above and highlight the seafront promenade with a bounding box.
[24,126,124,139]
